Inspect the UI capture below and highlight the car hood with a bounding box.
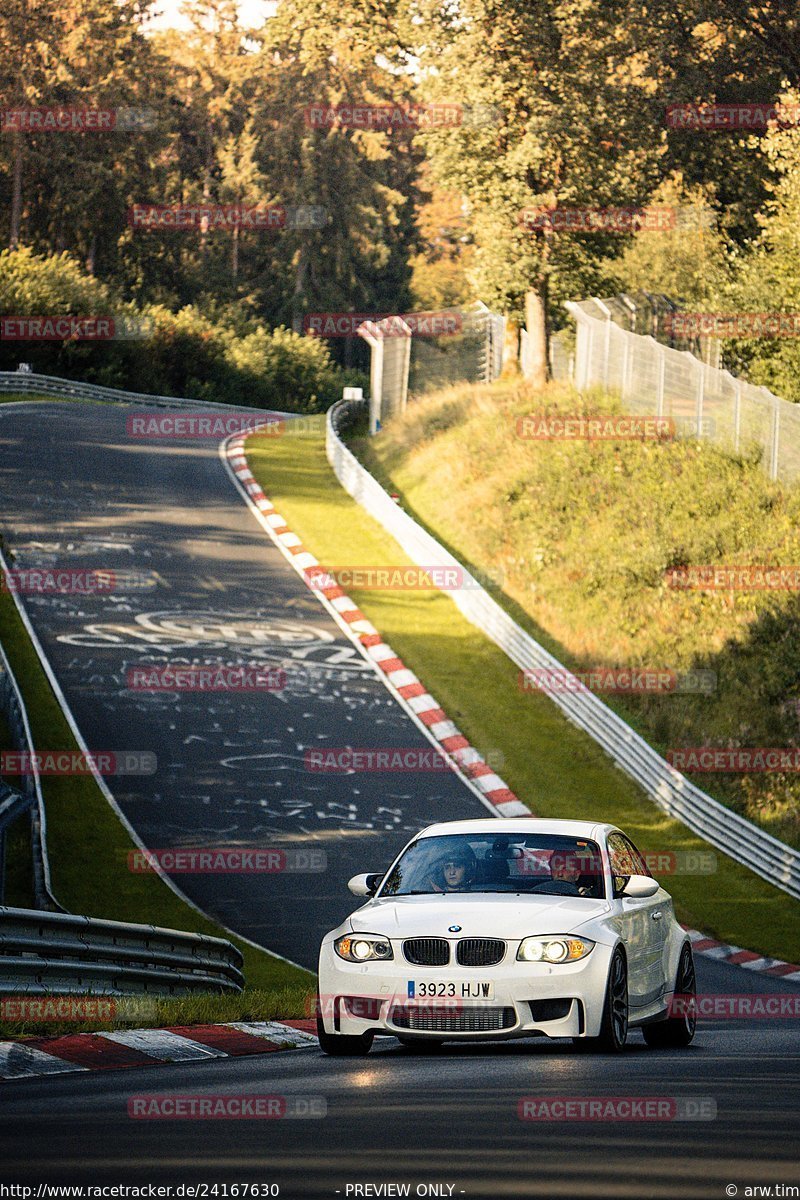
[349,892,610,939]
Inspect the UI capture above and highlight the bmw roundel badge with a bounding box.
[448,925,462,932]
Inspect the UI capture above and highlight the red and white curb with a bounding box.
[222,431,530,819]
[684,927,800,981]
[0,1020,317,1082]
[222,429,800,988]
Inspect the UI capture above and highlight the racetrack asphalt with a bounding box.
[0,954,798,1198]
[0,401,798,1198]
[0,401,490,965]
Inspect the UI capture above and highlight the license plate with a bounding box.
[407,980,495,1000]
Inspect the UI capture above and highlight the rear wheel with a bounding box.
[574,948,628,1053]
[316,1012,374,1057]
[643,944,697,1049]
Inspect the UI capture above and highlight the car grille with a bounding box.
[390,1005,517,1033]
[455,938,506,967]
[403,938,450,966]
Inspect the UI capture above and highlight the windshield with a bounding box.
[379,833,606,899]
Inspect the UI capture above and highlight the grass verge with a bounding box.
[0,986,314,1039]
[244,414,800,964]
[356,380,800,850]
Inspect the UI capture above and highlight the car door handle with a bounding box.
[651,911,663,920]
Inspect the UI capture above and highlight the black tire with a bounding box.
[643,944,697,1049]
[396,1037,444,1053]
[316,1013,374,1057]
[574,947,628,1053]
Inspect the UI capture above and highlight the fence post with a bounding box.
[620,332,631,401]
[733,380,742,454]
[695,359,705,437]
[656,344,666,419]
[603,314,612,387]
[770,393,780,481]
[579,322,593,390]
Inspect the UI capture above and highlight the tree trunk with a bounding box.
[9,134,23,250]
[524,283,549,389]
[501,317,521,375]
[231,225,239,280]
[292,242,308,332]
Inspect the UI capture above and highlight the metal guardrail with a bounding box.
[0,907,244,994]
[0,631,57,911]
[0,370,279,413]
[327,398,800,901]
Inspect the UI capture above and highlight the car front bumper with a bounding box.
[318,938,616,1041]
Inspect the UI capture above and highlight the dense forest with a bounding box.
[2,0,800,404]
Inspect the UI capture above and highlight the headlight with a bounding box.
[517,936,594,963]
[335,934,393,962]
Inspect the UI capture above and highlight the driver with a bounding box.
[549,852,594,897]
[429,847,477,893]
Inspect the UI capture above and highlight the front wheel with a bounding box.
[643,944,697,1049]
[316,1013,374,1057]
[574,948,628,1053]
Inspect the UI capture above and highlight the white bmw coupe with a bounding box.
[317,818,697,1055]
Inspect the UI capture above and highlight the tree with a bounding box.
[726,91,800,401]
[416,0,664,385]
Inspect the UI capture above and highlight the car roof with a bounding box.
[415,818,617,841]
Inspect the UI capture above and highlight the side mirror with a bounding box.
[348,872,381,897]
[621,873,659,899]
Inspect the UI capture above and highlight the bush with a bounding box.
[0,248,364,411]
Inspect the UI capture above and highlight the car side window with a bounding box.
[619,833,651,878]
[608,832,650,895]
